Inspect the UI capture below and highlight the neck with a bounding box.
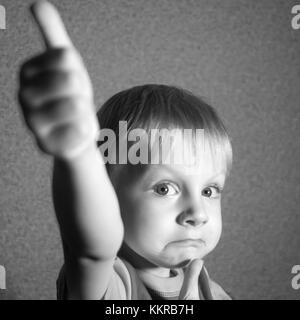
[118,242,171,278]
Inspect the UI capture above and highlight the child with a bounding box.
[19,1,232,300]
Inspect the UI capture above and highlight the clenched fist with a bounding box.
[18,1,99,160]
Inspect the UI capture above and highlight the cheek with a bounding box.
[122,199,172,244]
[214,216,222,241]
[206,209,222,247]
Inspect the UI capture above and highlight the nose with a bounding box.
[176,198,209,227]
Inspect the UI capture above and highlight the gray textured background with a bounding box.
[0,0,299,300]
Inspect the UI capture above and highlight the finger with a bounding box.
[27,97,87,129]
[30,1,73,49]
[19,70,86,109]
[25,100,87,140]
[20,49,81,83]
[179,259,203,300]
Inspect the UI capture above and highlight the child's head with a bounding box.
[97,84,232,270]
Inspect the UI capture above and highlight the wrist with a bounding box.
[54,141,104,167]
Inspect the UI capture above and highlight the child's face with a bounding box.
[112,139,226,271]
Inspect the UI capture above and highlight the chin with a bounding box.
[172,259,193,268]
[158,252,205,269]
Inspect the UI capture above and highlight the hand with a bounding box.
[18,1,99,160]
[179,259,203,300]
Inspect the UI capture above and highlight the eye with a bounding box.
[201,185,222,198]
[154,182,178,196]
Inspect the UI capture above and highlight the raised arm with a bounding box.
[18,1,124,299]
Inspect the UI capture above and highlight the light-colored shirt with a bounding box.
[57,257,232,300]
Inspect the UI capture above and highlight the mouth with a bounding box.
[171,239,205,247]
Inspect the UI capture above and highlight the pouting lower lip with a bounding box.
[172,239,204,246]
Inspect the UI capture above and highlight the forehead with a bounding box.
[117,147,226,187]
[148,129,227,175]
[143,157,226,182]
[111,127,228,186]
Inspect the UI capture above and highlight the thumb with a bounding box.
[179,259,203,300]
[30,1,74,49]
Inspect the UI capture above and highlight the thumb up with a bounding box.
[19,1,99,159]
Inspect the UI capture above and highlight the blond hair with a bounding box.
[97,84,232,175]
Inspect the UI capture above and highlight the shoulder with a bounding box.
[56,257,133,300]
